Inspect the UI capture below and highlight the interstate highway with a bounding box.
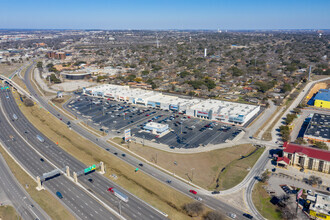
[1,90,167,219]
[22,64,259,219]
[0,94,119,220]
[0,154,50,220]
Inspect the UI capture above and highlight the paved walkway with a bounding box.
[33,68,58,94]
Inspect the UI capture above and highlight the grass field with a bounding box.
[13,92,204,220]
[0,62,25,78]
[111,138,261,190]
[215,147,264,190]
[252,182,282,220]
[0,146,75,220]
[0,205,20,220]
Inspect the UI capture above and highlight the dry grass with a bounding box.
[0,62,25,78]
[252,182,282,220]
[0,205,20,220]
[13,92,201,220]
[12,76,28,91]
[215,147,264,190]
[111,138,258,190]
[0,147,75,220]
[253,106,282,138]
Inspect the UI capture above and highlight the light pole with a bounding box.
[142,135,145,146]
[191,168,195,182]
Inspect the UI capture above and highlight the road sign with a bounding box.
[297,189,303,199]
[84,164,96,173]
[124,129,131,142]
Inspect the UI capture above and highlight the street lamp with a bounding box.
[142,135,145,146]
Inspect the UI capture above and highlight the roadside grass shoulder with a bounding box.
[12,92,201,220]
[0,205,20,220]
[252,181,282,220]
[0,146,75,220]
[0,62,25,78]
[111,137,258,191]
[215,147,264,190]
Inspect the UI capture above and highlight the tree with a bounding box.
[183,202,204,217]
[313,141,328,150]
[23,98,34,107]
[260,171,270,183]
[308,175,322,186]
[292,108,301,114]
[294,137,307,145]
[204,211,225,220]
[37,61,43,69]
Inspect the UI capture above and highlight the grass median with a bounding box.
[13,92,203,220]
[252,182,282,220]
[0,146,75,220]
[111,138,262,190]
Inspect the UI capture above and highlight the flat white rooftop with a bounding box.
[145,122,168,129]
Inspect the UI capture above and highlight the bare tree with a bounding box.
[203,211,225,220]
[183,202,204,217]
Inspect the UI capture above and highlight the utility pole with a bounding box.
[191,168,195,182]
[142,135,145,146]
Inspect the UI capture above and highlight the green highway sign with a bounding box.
[84,164,96,173]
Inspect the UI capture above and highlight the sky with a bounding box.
[0,0,329,30]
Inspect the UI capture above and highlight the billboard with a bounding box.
[124,129,131,142]
[297,189,303,199]
[169,104,178,110]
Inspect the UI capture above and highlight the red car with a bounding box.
[189,190,197,195]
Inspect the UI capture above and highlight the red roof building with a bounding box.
[282,142,330,173]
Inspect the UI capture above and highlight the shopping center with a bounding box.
[83,84,260,125]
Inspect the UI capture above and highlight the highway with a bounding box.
[21,64,258,219]
[1,87,167,218]
[0,154,51,220]
[0,92,120,220]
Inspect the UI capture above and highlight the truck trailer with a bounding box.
[107,187,129,202]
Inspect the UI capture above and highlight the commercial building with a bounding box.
[281,142,330,174]
[60,71,92,80]
[83,84,260,126]
[304,113,330,147]
[47,51,66,60]
[309,193,330,220]
[314,89,330,109]
[143,122,169,135]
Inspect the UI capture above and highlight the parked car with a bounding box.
[211,191,220,194]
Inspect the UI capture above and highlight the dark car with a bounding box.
[40,158,44,162]
[88,178,94,183]
[243,213,253,219]
[122,154,126,157]
[166,180,172,184]
[211,191,220,194]
[138,163,143,167]
[56,191,63,199]
[114,152,118,155]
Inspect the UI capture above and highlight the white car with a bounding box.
[228,213,236,219]
[195,197,202,201]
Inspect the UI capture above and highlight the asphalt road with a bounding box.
[23,63,257,219]
[0,154,50,220]
[0,92,119,220]
[1,89,167,220]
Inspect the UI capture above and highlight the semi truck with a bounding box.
[107,187,129,202]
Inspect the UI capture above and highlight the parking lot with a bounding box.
[66,95,244,149]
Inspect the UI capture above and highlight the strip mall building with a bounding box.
[83,84,260,126]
